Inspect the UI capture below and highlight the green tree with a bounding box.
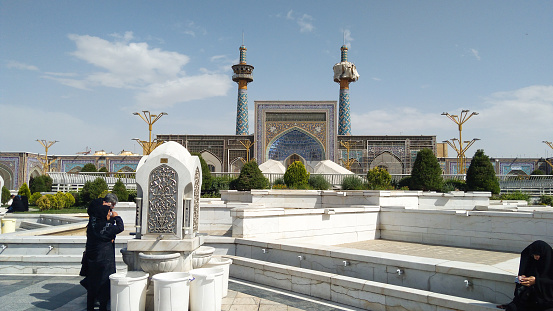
[18,182,31,199]
[80,177,108,205]
[410,148,443,191]
[366,167,392,190]
[2,186,11,204]
[112,179,129,202]
[98,166,109,176]
[531,169,545,175]
[233,161,269,191]
[81,163,97,173]
[466,149,500,194]
[192,153,213,191]
[29,175,53,193]
[283,161,310,189]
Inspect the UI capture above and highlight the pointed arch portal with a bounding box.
[267,128,324,162]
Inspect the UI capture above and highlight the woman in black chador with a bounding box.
[499,240,553,311]
[81,196,124,311]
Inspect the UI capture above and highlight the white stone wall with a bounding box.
[231,206,380,244]
[379,207,553,253]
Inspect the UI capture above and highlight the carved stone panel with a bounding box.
[193,167,200,232]
[148,164,178,234]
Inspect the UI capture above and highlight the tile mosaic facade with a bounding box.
[255,101,337,164]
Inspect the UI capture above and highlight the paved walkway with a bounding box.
[0,240,522,310]
[0,275,363,311]
[337,239,520,266]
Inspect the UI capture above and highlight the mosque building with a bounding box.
[1,43,546,190]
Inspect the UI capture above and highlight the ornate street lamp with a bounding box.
[36,139,58,174]
[442,110,479,174]
[133,111,167,155]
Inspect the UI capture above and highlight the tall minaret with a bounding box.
[232,43,254,135]
[333,44,359,135]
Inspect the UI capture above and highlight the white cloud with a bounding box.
[284,10,315,33]
[37,33,234,108]
[68,34,190,88]
[470,48,481,60]
[7,61,38,71]
[343,29,354,46]
[136,74,232,109]
[352,85,553,157]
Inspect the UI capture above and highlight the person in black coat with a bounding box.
[499,240,553,311]
[81,195,124,311]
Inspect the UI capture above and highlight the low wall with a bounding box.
[221,189,490,210]
[379,207,553,253]
[231,206,380,244]
[228,256,498,311]
[232,239,515,304]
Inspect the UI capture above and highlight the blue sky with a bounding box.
[1,1,552,158]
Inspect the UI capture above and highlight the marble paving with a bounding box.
[337,239,520,266]
[0,275,363,311]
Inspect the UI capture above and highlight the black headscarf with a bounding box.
[519,240,553,306]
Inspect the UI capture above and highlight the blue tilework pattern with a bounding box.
[236,89,249,135]
[265,121,326,150]
[339,89,351,135]
[268,129,325,161]
[255,102,336,163]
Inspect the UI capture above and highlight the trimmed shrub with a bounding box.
[442,179,467,192]
[80,178,108,205]
[29,175,53,193]
[203,176,236,197]
[283,161,309,189]
[2,186,10,204]
[81,163,97,173]
[99,190,110,199]
[36,195,51,211]
[112,179,129,202]
[466,149,500,195]
[366,167,392,190]
[98,167,109,176]
[531,169,545,175]
[55,192,67,209]
[341,175,365,190]
[65,192,76,208]
[410,148,443,191]
[538,195,553,206]
[29,192,43,205]
[308,175,331,190]
[397,176,411,190]
[128,190,137,203]
[493,191,530,202]
[233,161,269,191]
[46,194,62,210]
[18,182,31,199]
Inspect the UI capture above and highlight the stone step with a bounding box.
[226,255,499,311]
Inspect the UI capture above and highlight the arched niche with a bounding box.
[370,152,403,174]
[267,128,325,162]
[284,153,306,168]
[200,151,222,172]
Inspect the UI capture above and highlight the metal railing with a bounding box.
[47,172,136,192]
[46,171,553,197]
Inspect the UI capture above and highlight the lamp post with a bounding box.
[36,139,58,174]
[133,111,167,155]
[542,141,553,172]
[441,110,479,174]
[239,140,254,163]
[339,140,358,171]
